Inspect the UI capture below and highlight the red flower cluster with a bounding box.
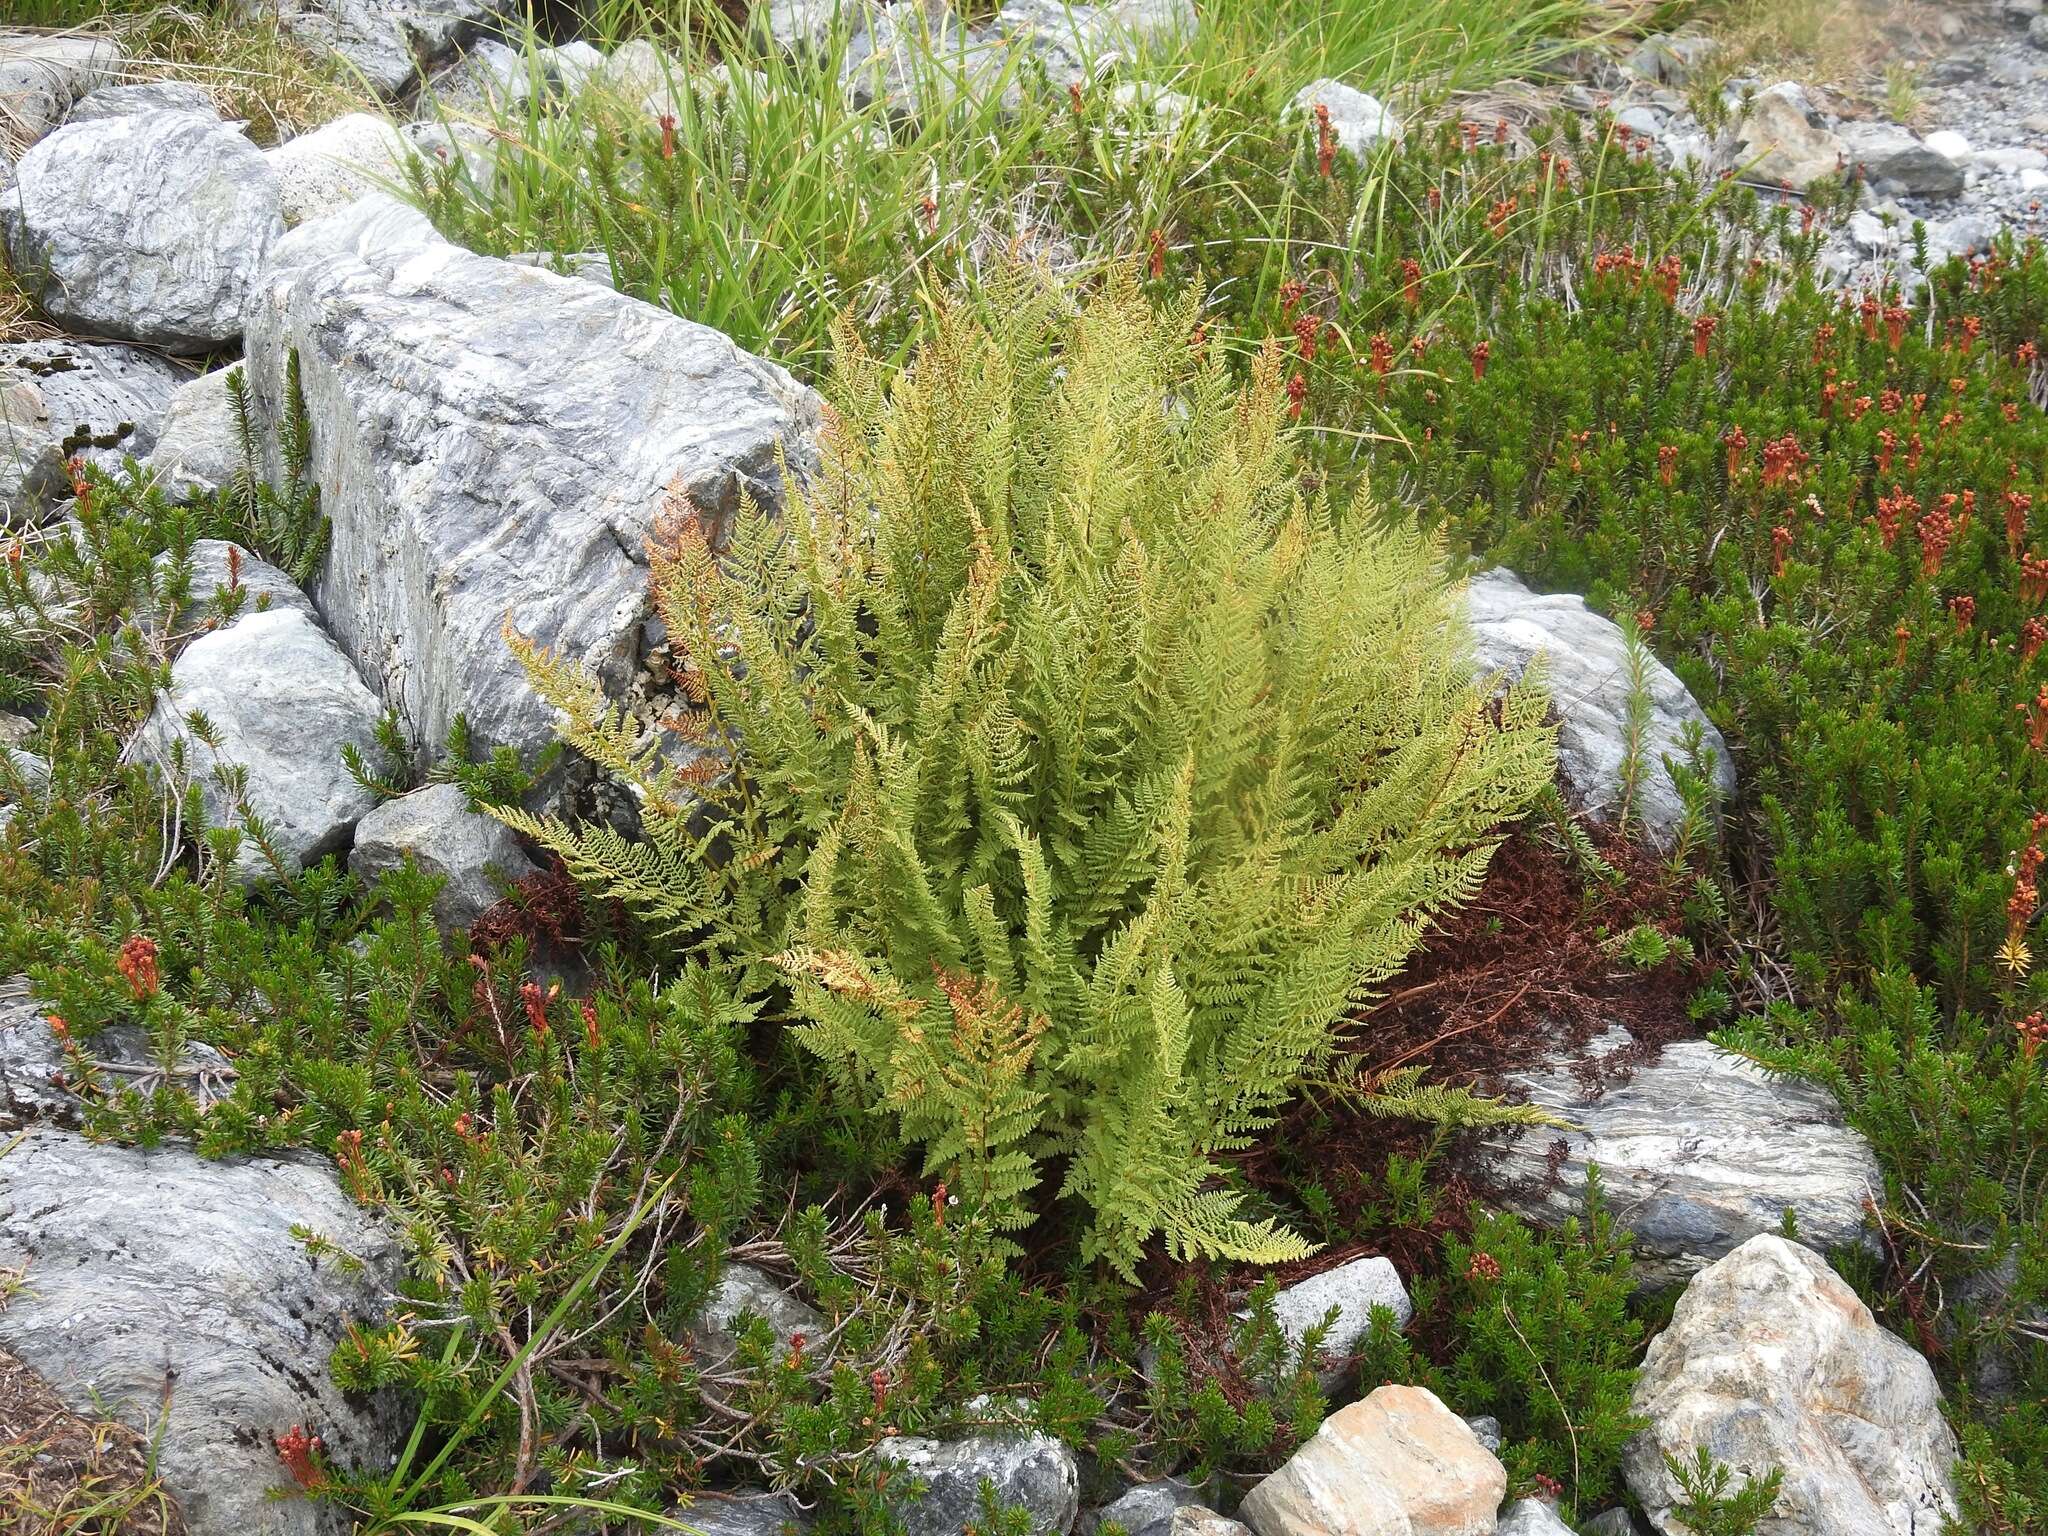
[275,1425,325,1489]
[117,935,159,1001]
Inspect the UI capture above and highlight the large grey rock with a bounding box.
[242,195,821,770]
[349,781,537,931]
[1239,1385,1504,1536]
[1172,1513,1251,1536]
[1090,1477,1206,1536]
[1,112,283,352]
[126,601,385,881]
[1290,78,1400,157]
[1716,81,1845,189]
[235,0,518,99]
[65,80,220,126]
[876,1406,1081,1536]
[0,338,185,521]
[0,1125,404,1536]
[144,367,244,501]
[1837,121,1965,198]
[0,975,235,1130]
[1468,1026,1880,1289]
[689,1261,827,1371]
[1583,1512,1644,1536]
[0,30,121,153]
[267,111,410,226]
[1465,568,1737,848]
[1624,1236,1960,1536]
[1262,1254,1413,1385]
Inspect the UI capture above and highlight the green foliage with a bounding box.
[1664,1447,1784,1536]
[1438,1173,1646,1510]
[512,268,1553,1276]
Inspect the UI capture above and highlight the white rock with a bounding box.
[144,367,244,501]
[1239,1385,1505,1536]
[0,338,186,521]
[754,0,858,59]
[266,111,409,226]
[0,1125,403,1536]
[1975,145,2048,172]
[65,80,219,125]
[1625,1235,1960,1536]
[126,602,385,882]
[1468,1025,1881,1288]
[1465,569,1737,848]
[1924,128,1972,161]
[1261,1255,1413,1384]
[1498,1500,1576,1536]
[349,782,538,932]
[241,195,821,770]
[1291,77,1400,157]
[0,112,282,352]
[0,30,121,152]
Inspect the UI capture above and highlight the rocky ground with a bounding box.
[0,2,2033,1534]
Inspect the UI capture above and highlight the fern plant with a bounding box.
[506,268,1554,1277]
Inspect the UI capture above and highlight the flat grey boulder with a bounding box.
[65,80,220,125]
[1465,568,1737,849]
[689,1260,827,1371]
[1837,121,1965,198]
[242,194,821,770]
[0,1125,404,1536]
[0,30,121,152]
[1,111,283,352]
[1625,1235,1960,1536]
[235,0,518,100]
[876,1404,1081,1536]
[1290,78,1400,157]
[1,974,235,1130]
[126,600,384,881]
[1467,1026,1880,1289]
[350,781,538,932]
[0,337,185,521]
[144,366,244,500]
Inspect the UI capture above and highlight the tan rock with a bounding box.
[1239,1384,1506,1536]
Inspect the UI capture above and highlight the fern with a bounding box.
[512,267,1555,1275]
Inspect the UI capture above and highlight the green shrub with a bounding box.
[509,267,1554,1277]
[1438,1173,1645,1509]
